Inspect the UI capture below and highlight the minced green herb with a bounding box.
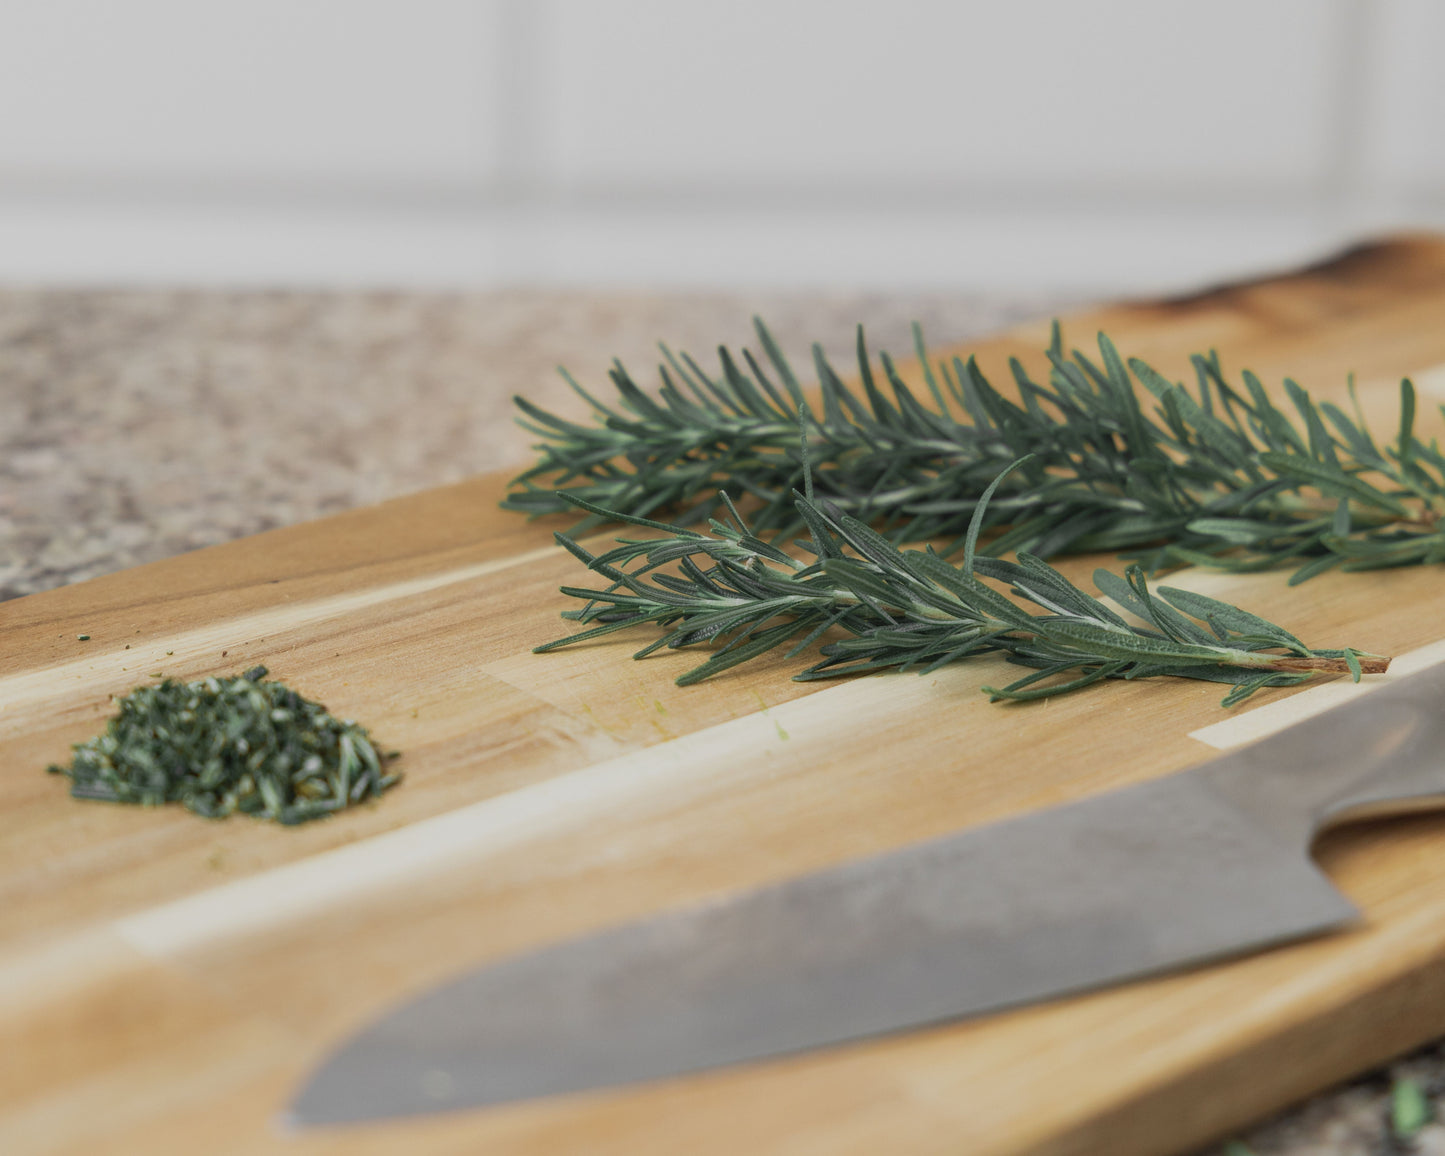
[47,665,399,825]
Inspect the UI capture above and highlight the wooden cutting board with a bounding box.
[8,235,1445,1156]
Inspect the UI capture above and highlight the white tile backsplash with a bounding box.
[538,0,1340,194]
[510,202,1344,293]
[0,0,500,188]
[1360,0,1445,190]
[0,201,510,286]
[0,199,1361,294]
[0,0,1437,291]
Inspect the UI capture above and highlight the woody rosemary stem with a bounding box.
[1260,654,1390,674]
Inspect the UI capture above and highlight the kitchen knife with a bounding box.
[288,660,1445,1127]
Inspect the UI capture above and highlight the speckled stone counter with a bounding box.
[0,289,1066,600]
[3,286,1439,1154]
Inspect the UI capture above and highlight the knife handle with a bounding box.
[1199,661,1445,848]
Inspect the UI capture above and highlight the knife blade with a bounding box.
[288,660,1445,1127]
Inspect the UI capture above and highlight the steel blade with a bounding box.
[288,770,1355,1126]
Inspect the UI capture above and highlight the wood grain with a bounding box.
[7,234,1445,1156]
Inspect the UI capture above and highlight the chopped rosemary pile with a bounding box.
[538,467,1386,707]
[506,319,1445,582]
[48,666,398,825]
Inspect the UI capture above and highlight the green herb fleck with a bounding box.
[46,666,399,825]
[1393,1076,1432,1140]
[77,634,90,641]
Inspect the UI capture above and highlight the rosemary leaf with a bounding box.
[536,483,1387,708]
[505,319,1445,579]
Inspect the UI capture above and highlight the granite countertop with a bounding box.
[3,286,1441,1154]
[1,289,1067,600]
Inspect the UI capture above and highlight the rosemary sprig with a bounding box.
[537,467,1385,707]
[505,319,1445,583]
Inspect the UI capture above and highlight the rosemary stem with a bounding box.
[1256,653,1390,675]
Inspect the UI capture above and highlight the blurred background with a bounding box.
[8,0,1445,603]
[0,0,1439,295]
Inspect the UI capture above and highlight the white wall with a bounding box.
[0,0,1438,293]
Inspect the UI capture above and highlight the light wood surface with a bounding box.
[8,235,1445,1156]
